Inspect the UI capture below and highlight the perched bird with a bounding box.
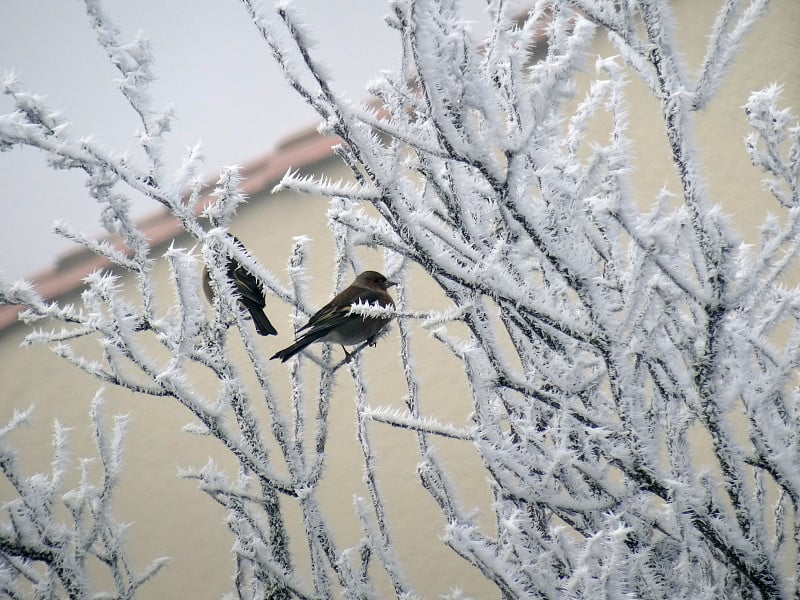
[203,236,278,336]
[270,270,396,362]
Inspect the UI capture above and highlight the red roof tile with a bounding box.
[0,128,338,332]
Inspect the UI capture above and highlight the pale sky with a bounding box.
[0,1,491,281]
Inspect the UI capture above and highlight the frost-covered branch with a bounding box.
[0,397,167,599]
[260,0,798,597]
[1,0,798,598]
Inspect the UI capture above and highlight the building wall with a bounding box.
[0,152,494,598]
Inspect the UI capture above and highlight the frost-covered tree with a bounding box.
[1,0,799,598]
[0,395,167,598]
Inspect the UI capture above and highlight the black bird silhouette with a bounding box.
[203,236,277,336]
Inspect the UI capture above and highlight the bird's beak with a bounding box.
[386,279,398,288]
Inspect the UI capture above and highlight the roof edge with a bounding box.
[0,125,339,333]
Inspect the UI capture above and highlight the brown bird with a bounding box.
[203,237,278,336]
[270,270,396,362]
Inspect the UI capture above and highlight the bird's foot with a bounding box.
[341,346,355,364]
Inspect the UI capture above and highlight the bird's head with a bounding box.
[356,270,396,290]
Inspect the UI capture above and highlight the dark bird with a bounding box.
[203,236,278,336]
[270,270,396,362]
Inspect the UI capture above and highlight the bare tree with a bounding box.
[0,396,167,598]
[1,0,798,598]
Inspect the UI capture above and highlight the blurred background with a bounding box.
[0,0,494,281]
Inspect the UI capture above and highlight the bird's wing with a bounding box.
[295,289,390,337]
[295,303,351,337]
[231,263,266,307]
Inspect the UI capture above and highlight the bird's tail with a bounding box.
[270,328,329,362]
[241,299,278,336]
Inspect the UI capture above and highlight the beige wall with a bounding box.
[1,1,799,597]
[0,154,495,598]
